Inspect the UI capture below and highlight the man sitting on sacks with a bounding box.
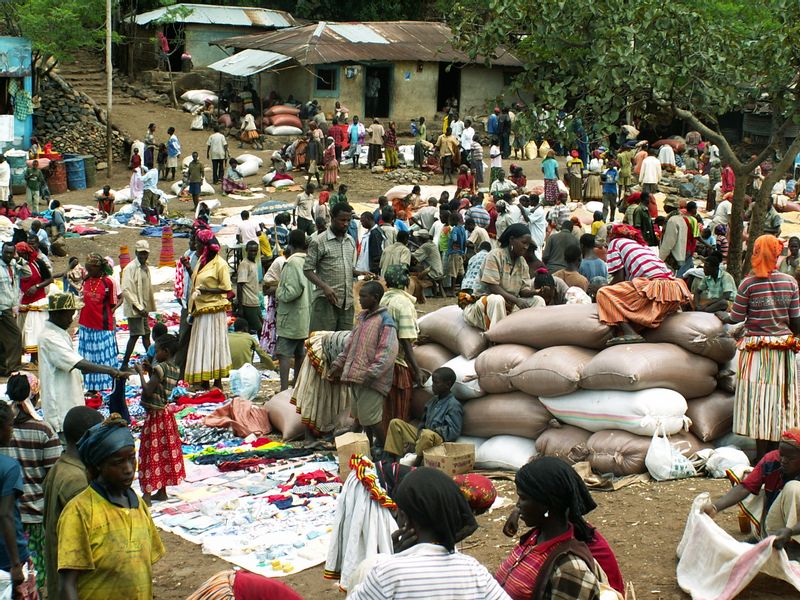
[460,223,544,331]
[702,429,800,558]
[595,223,691,346]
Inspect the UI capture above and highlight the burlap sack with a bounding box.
[413,344,456,378]
[580,343,718,399]
[535,425,591,464]
[588,429,710,476]
[265,388,304,441]
[510,346,596,397]
[485,304,613,350]
[475,344,537,394]
[462,392,552,440]
[411,388,433,420]
[716,352,738,394]
[686,392,734,442]
[417,305,488,359]
[643,312,736,364]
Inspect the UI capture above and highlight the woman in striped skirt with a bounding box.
[717,235,800,462]
[78,253,120,392]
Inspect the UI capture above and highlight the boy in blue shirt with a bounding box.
[602,163,619,221]
[446,213,467,294]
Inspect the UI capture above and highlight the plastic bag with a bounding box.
[190,114,204,130]
[229,363,261,401]
[645,424,697,481]
[704,446,750,478]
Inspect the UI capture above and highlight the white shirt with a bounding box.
[430,220,446,247]
[527,205,547,256]
[207,132,228,160]
[506,202,522,222]
[39,321,85,433]
[460,126,474,151]
[294,192,315,221]
[348,543,510,600]
[712,199,732,226]
[490,179,515,194]
[0,162,10,186]
[639,156,662,184]
[707,143,720,162]
[658,144,676,166]
[450,120,464,139]
[238,219,260,244]
[490,145,502,168]
[415,205,439,230]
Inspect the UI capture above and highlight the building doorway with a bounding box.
[364,66,391,118]
[164,23,185,72]
[437,63,461,114]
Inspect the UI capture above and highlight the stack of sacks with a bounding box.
[181,89,218,113]
[264,105,303,136]
[412,304,739,476]
[235,154,263,178]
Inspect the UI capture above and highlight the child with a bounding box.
[63,256,87,295]
[591,210,607,240]
[96,185,114,215]
[328,281,399,449]
[157,143,168,179]
[446,213,467,293]
[58,414,165,597]
[134,334,185,505]
[384,367,463,466]
[0,401,38,597]
[602,162,619,221]
[42,406,103,600]
[144,322,168,365]
[129,147,142,171]
[237,241,263,334]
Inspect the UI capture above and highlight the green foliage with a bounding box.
[14,0,109,62]
[293,0,426,21]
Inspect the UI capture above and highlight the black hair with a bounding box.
[580,233,596,250]
[245,240,258,250]
[561,220,574,231]
[167,127,175,134]
[381,206,395,222]
[478,241,492,252]
[331,202,354,218]
[241,210,250,219]
[432,366,457,387]
[533,270,555,289]
[151,322,168,339]
[397,230,409,243]
[62,406,103,445]
[5,373,30,403]
[154,333,179,356]
[565,244,582,264]
[288,228,307,250]
[233,318,250,332]
[361,280,384,301]
[361,211,375,222]
[464,217,475,227]
[0,402,12,429]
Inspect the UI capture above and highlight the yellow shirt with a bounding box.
[591,220,606,236]
[58,486,165,600]
[189,254,232,315]
[258,232,273,259]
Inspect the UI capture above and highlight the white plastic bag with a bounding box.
[645,424,697,481]
[704,446,750,478]
[229,363,261,401]
[190,114,204,130]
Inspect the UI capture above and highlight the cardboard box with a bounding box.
[335,432,371,480]
[423,442,475,476]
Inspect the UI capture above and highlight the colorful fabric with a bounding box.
[189,254,231,315]
[78,326,118,391]
[185,311,232,384]
[596,277,690,327]
[260,295,278,355]
[79,277,116,331]
[454,473,497,515]
[782,429,800,447]
[735,336,799,442]
[606,237,672,280]
[751,235,784,278]
[22,522,44,590]
[729,272,800,337]
[350,454,397,509]
[742,449,800,516]
[138,408,186,494]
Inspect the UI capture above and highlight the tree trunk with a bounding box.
[166,55,178,108]
[726,175,749,282]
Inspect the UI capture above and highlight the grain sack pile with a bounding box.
[413,304,740,476]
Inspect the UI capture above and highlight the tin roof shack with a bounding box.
[0,37,33,150]
[125,4,297,72]
[216,21,521,122]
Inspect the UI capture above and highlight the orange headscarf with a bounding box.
[751,234,783,278]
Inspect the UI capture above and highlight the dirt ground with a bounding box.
[36,100,796,599]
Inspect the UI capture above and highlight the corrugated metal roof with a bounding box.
[215,21,521,67]
[133,3,295,28]
[207,49,291,77]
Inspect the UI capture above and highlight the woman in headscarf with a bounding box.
[566,150,584,201]
[717,234,800,461]
[16,241,52,366]
[584,150,603,201]
[495,457,623,598]
[222,158,251,195]
[462,223,543,331]
[185,229,233,389]
[595,223,691,346]
[379,266,423,433]
[58,415,165,600]
[77,253,120,393]
[323,136,339,186]
[384,121,399,170]
[348,467,508,599]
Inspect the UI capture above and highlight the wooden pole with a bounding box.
[105,0,112,179]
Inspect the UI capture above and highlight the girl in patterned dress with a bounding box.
[135,333,185,505]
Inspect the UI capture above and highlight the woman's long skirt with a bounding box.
[78,325,119,390]
[185,310,232,383]
[138,408,186,493]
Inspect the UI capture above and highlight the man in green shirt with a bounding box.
[24,161,46,214]
[186,152,205,209]
[275,229,310,391]
[227,318,274,371]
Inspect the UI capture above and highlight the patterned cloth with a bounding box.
[13,90,33,121]
[729,272,800,337]
[454,473,497,515]
[185,311,232,384]
[22,522,44,591]
[138,408,186,494]
[259,295,278,355]
[78,326,119,391]
[606,237,672,280]
[461,250,490,294]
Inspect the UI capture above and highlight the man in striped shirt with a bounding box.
[596,224,691,345]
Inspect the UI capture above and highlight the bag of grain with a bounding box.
[509,346,596,397]
[537,140,551,159]
[413,344,456,377]
[540,388,689,436]
[462,392,552,440]
[475,435,537,470]
[643,312,736,364]
[535,425,591,464]
[485,304,613,350]
[587,430,651,476]
[423,355,483,401]
[475,344,536,394]
[716,352,738,394]
[524,140,538,160]
[265,388,304,441]
[686,392,734,442]
[417,305,488,359]
[580,343,718,399]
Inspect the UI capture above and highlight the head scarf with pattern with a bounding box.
[14,242,35,257]
[86,252,113,276]
[77,413,135,468]
[384,265,410,289]
[196,227,221,267]
[609,223,646,245]
[782,429,800,448]
[751,234,783,278]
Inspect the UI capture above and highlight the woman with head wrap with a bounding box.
[2,373,60,594]
[15,241,52,366]
[77,253,120,393]
[185,229,233,389]
[716,234,800,461]
[58,414,165,600]
[323,135,339,185]
[379,265,423,434]
[594,223,691,346]
[495,457,624,598]
[462,223,544,331]
[348,467,509,600]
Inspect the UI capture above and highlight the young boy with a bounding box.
[328,281,399,449]
[58,415,165,599]
[602,162,619,221]
[446,213,467,293]
[42,406,103,600]
[96,185,114,215]
[236,241,263,333]
[228,318,274,371]
[384,367,463,466]
[144,322,168,365]
[275,229,310,392]
[552,244,590,292]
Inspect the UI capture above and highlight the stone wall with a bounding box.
[34,76,126,163]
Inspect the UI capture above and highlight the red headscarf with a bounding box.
[782,429,800,448]
[196,228,220,267]
[751,234,784,278]
[609,223,646,245]
[14,242,35,257]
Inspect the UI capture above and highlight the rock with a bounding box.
[371,166,384,174]
[96,162,108,170]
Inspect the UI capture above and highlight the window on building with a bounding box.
[315,66,339,97]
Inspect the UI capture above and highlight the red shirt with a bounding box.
[79,276,116,330]
[457,173,475,194]
[330,124,348,149]
[20,260,45,305]
[742,450,799,514]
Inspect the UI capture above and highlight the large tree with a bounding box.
[447,0,800,280]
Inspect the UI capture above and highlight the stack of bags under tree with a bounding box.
[413,304,738,476]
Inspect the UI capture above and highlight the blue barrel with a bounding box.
[64,157,86,190]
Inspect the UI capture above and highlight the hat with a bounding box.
[48,293,84,312]
[135,240,150,253]
[414,230,432,240]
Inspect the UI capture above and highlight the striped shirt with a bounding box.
[729,272,800,337]
[606,238,672,280]
[1,419,62,523]
[349,543,511,599]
